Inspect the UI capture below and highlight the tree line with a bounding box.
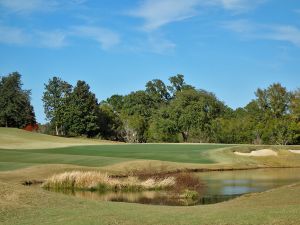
[1,72,299,145]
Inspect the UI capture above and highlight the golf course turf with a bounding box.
[1,128,300,225]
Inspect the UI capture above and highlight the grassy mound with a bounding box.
[0,128,116,149]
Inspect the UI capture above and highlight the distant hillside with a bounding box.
[0,128,118,149]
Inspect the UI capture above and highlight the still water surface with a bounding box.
[54,168,300,206]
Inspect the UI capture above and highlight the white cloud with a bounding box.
[71,26,120,49]
[222,19,256,33]
[0,0,56,13]
[0,0,87,14]
[0,25,67,47]
[129,0,199,31]
[223,20,300,47]
[129,0,265,31]
[147,35,176,54]
[219,0,266,11]
[265,25,300,47]
[0,25,30,44]
[0,24,120,50]
[35,30,67,48]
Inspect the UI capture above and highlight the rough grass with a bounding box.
[0,128,118,149]
[1,175,300,225]
[43,171,176,191]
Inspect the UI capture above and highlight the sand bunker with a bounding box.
[289,150,300,154]
[234,149,278,157]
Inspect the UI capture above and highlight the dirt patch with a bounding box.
[234,149,278,157]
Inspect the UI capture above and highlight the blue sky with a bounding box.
[0,0,300,123]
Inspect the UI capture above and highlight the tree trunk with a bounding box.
[60,125,64,136]
[55,125,59,136]
[182,131,189,142]
[5,119,8,128]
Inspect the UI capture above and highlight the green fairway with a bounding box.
[26,144,229,163]
[0,149,131,170]
[0,144,229,171]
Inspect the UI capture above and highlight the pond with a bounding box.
[51,168,300,206]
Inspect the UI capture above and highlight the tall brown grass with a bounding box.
[42,171,176,192]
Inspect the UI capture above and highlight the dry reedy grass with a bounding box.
[42,171,176,192]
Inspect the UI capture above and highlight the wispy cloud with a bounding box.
[222,19,256,33]
[129,0,266,31]
[147,35,176,54]
[219,0,266,11]
[265,26,300,47]
[223,20,300,47]
[129,0,199,31]
[294,9,300,14]
[0,24,120,50]
[0,25,30,45]
[0,0,87,14]
[35,30,67,48]
[0,0,56,13]
[0,25,67,48]
[71,26,120,49]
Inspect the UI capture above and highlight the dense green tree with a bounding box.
[0,72,36,128]
[120,91,155,142]
[106,95,124,112]
[42,77,72,135]
[98,103,123,141]
[255,83,290,118]
[168,74,194,95]
[147,107,178,142]
[64,81,100,137]
[145,79,170,103]
[167,89,224,142]
[212,108,257,144]
[291,89,300,122]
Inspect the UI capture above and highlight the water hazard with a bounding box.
[51,168,300,206]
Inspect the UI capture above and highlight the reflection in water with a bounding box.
[51,168,300,206]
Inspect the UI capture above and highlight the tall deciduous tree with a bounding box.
[0,72,36,128]
[168,74,194,95]
[167,89,224,142]
[145,79,170,103]
[42,77,72,135]
[255,83,290,118]
[121,91,154,142]
[291,89,300,122]
[98,103,123,141]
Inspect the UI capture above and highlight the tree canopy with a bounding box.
[0,72,36,128]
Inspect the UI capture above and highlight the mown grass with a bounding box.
[0,144,231,172]
[0,149,130,170]
[23,144,229,164]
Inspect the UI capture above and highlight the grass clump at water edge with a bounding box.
[42,171,176,192]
